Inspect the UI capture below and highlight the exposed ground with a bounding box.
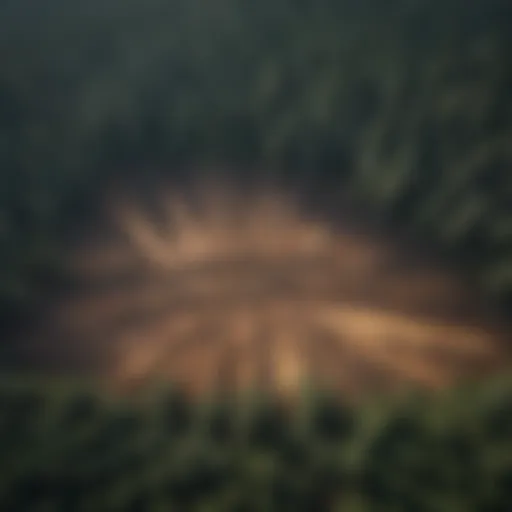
[11,176,512,401]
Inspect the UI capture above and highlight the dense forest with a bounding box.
[1,0,512,334]
[0,375,511,510]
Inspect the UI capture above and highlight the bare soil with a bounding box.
[10,176,512,401]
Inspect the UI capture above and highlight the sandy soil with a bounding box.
[14,176,512,401]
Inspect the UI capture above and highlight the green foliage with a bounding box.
[0,375,511,510]
[1,1,512,335]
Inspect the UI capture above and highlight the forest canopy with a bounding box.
[0,0,511,331]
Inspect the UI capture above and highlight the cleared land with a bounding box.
[14,178,511,400]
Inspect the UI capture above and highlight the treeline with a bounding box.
[1,0,512,327]
[1,376,511,510]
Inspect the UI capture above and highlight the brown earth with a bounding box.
[12,175,512,401]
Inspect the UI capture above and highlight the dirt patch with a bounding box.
[12,176,512,401]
